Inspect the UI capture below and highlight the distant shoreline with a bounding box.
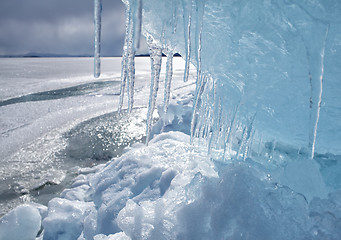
[0,53,182,58]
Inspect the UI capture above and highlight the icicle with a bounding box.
[222,117,232,161]
[172,0,178,35]
[194,0,205,86]
[118,1,131,112]
[237,126,248,159]
[126,44,135,113]
[190,74,208,142]
[146,37,163,144]
[308,25,329,160]
[240,114,256,160]
[212,98,223,151]
[244,128,256,160]
[190,75,202,141]
[223,100,241,160]
[94,0,102,78]
[207,80,218,155]
[119,0,142,113]
[118,48,127,113]
[193,96,206,142]
[196,25,202,85]
[189,2,207,143]
[135,0,142,49]
[217,112,229,151]
[182,0,192,82]
[163,51,174,115]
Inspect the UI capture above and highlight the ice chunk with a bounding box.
[277,158,328,202]
[0,205,41,240]
[42,198,95,240]
[176,164,311,240]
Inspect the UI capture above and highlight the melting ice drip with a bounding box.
[94,0,340,161]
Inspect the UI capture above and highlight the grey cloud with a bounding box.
[0,0,126,56]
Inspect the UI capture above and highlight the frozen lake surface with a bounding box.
[0,57,195,216]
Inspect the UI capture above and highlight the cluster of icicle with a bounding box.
[93,0,256,161]
[96,0,330,164]
[118,0,256,161]
[118,0,178,144]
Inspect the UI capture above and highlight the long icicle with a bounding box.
[163,51,174,115]
[223,100,241,160]
[194,0,205,85]
[126,2,136,113]
[190,0,205,143]
[94,0,102,78]
[118,47,128,113]
[207,79,217,155]
[309,25,329,160]
[190,75,207,143]
[118,1,131,113]
[182,0,192,82]
[119,0,142,113]
[146,37,163,144]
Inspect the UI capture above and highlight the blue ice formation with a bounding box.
[118,0,341,161]
[107,0,341,237]
[115,0,341,206]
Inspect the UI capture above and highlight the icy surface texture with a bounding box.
[120,0,341,159]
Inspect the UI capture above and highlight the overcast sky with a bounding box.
[0,0,130,56]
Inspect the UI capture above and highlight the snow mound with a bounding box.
[1,133,341,239]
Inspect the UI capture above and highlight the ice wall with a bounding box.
[118,0,341,160]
